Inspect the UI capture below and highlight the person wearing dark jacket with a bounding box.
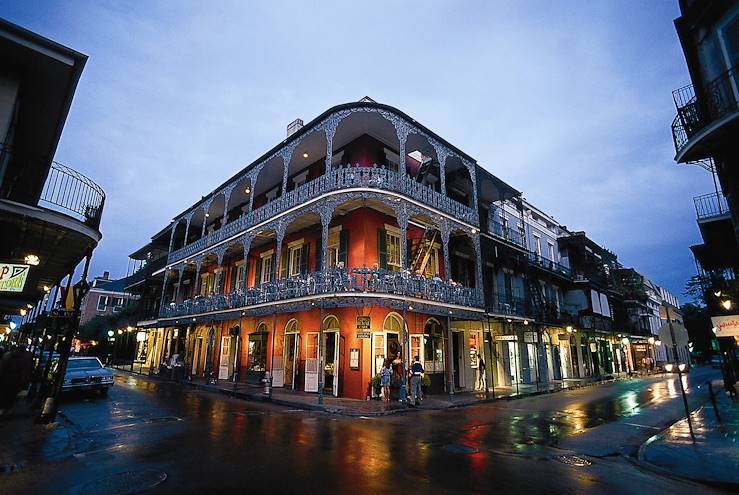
[409,356,424,406]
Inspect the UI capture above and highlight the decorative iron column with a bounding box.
[168,224,177,253]
[159,268,171,314]
[241,234,253,291]
[213,247,227,295]
[320,204,333,273]
[183,216,191,249]
[440,220,451,281]
[193,257,203,298]
[472,232,484,304]
[397,208,409,271]
[274,219,287,280]
[173,264,185,303]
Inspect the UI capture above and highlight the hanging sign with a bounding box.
[356,316,371,339]
[0,263,30,293]
[711,315,739,338]
[495,335,517,341]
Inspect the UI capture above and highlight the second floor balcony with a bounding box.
[694,191,730,222]
[671,65,739,162]
[168,165,478,264]
[527,252,572,279]
[160,267,482,319]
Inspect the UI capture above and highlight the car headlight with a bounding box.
[63,378,71,385]
[102,376,113,382]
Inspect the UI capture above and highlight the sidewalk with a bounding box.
[116,368,632,417]
[639,382,739,489]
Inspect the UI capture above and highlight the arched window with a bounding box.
[423,318,444,368]
[383,313,403,333]
[285,319,299,334]
[323,315,339,331]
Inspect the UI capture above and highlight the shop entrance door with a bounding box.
[304,332,319,392]
[284,333,299,389]
[218,336,231,380]
[324,331,339,397]
[452,331,465,389]
[192,337,203,375]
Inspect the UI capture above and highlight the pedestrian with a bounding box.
[395,354,407,404]
[722,361,737,398]
[380,359,392,402]
[478,356,486,391]
[410,355,424,406]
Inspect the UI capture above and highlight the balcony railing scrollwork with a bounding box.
[168,166,477,263]
[160,267,483,318]
[527,252,572,278]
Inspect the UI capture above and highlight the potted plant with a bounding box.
[370,374,381,399]
[421,374,431,392]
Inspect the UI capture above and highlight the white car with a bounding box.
[62,357,114,394]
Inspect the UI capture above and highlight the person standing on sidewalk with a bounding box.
[410,356,424,406]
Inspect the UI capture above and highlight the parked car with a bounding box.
[61,357,114,395]
[711,355,723,368]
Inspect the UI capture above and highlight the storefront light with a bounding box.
[566,326,573,333]
[9,321,16,330]
[24,254,40,266]
[664,363,673,372]
[648,337,655,345]
[721,299,733,310]
[107,330,115,337]
[136,331,147,343]
[523,320,529,325]
[117,329,123,335]
[19,309,26,316]
[621,337,630,346]
[678,363,686,372]
[655,340,662,346]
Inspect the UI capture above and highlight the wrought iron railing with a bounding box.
[671,65,739,155]
[160,267,482,318]
[168,165,477,263]
[527,252,572,278]
[694,191,730,220]
[488,217,526,249]
[39,161,105,229]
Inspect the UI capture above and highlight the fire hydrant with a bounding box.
[262,371,272,397]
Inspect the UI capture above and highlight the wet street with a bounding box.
[1,367,727,495]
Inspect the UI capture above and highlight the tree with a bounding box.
[78,303,140,341]
[681,303,713,360]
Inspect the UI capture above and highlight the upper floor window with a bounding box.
[386,229,402,271]
[259,252,274,284]
[533,235,542,256]
[422,246,441,279]
[547,242,556,262]
[96,295,109,311]
[287,241,304,277]
[327,227,348,269]
[112,297,124,311]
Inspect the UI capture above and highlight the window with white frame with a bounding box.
[235,263,245,290]
[548,242,556,262]
[261,252,274,284]
[386,228,402,270]
[327,227,341,268]
[288,241,303,277]
[112,297,124,311]
[533,235,542,256]
[96,295,109,311]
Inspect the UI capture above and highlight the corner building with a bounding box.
[127,99,672,399]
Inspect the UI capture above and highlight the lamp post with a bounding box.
[666,304,695,443]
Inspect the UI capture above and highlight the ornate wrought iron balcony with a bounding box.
[694,191,730,221]
[168,166,477,263]
[527,252,572,279]
[488,217,526,249]
[671,65,739,160]
[160,267,482,318]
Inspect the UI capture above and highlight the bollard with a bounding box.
[262,371,271,397]
[706,380,722,424]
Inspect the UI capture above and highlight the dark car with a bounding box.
[61,357,114,394]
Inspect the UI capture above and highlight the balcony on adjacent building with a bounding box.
[694,191,731,223]
[160,267,482,319]
[167,165,477,264]
[527,252,572,279]
[671,65,739,162]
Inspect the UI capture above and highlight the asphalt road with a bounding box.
[1,367,727,495]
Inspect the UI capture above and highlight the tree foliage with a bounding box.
[78,303,140,341]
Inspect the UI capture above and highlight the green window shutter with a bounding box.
[255,259,262,285]
[377,228,387,270]
[280,250,287,279]
[339,230,348,266]
[300,244,309,275]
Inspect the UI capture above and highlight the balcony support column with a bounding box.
[440,220,451,281]
[214,247,227,295]
[240,234,253,291]
[463,159,479,221]
[319,205,333,273]
[159,269,171,313]
[398,209,409,271]
[439,152,447,197]
[472,233,483,301]
[168,225,177,254]
[324,116,340,174]
[193,257,203,298]
[274,220,287,280]
[182,219,191,249]
[174,265,185,304]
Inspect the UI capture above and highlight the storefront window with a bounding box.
[248,324,268,373]
[424,319,444,372]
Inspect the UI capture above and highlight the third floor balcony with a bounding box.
[168,165,477,264]
[671,64,739,162]
[694,191,731,223]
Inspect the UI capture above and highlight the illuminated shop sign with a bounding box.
[0,263,30,293]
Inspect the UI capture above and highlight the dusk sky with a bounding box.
[1,1,712,300]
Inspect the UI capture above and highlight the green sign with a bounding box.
[0,263,30,293]
[711,338,720,352]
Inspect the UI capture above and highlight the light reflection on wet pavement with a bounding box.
[1,367,724,495]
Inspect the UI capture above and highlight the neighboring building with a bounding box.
[126,99,678,399]
[0,19,105,331]
[671,1,739,330]
[78,272,139,326]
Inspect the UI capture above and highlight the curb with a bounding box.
[634,405,739,491]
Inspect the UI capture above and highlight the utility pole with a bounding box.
[318,302,325,405]
[36,253,92,424]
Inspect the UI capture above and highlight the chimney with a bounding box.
[103,271,109,280]
[287,118,304,137]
